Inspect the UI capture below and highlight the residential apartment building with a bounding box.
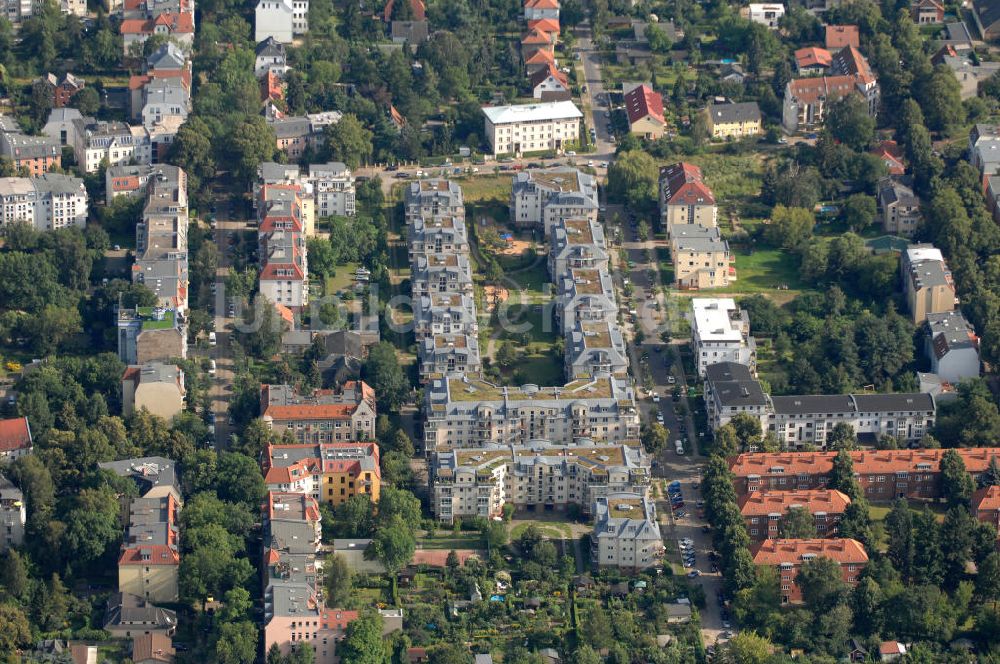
[42,107,83,147]
[404,179,465,223]
[121,362,186,420]
[0,417,33,460]
[432,440,650,522]
[670,225,732,290]
[702,362,770,430]
[129,44,191,120]
[591,493,664,570]
[623,83,666,140]
[255,0,308,43]
[691,298,756,377]
[969,123,1000,176]
[704,102,762,139]
[419,334,482,382]
[924,310,980,384]
[73,118,152,173]
[117,494,181,603]
[531,64,570,101]
[728,448,1000,499]
[121,13,195,56]
[261,441,381,506]
[752,538,867,604]
[309,162,356,218]
[739,490,851,542]
[414,293,478,341]
[422,374,640,454]
[878,176,921,236]
[748,3,785,28]
[139,77,190,130]
[557,267,618,331]
[702,361,936,446]
[510,168,599,233]
[549,217,609,277]
[523,0,559,21]
[565,320,629,380]
[258,184,309,309]
[782,46,879,133]
[117,306,187,365]
[267,111,340,159]
[134,166,189,311]
[902,244,956,324]
[106,164,160,201]
[260,381,376,444]
[483,100,582,156]
[659,162,717,230]
[99,456,181,504]
[972,486,1000,533]
[411,253,474,298]
[408,215,469,262]
[0,174,87,231]
[0,116,61,175]
[255,37,289,77]
[0,474,25,551]
[912,0,944,24]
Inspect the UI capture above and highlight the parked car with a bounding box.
[687,570,701,578]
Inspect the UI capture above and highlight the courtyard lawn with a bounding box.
[510,520,574,541]
[322,262,361,296]
[729,246,812,294]
[417,533,488,550]
[684,152,765,202]
[460,176,512,204]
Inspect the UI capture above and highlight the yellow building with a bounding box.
[705,102,763,139]
[117,495,180,603]
[263,441,382,507]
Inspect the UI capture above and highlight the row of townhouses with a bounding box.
[405,180,483,383]
[703,361,937,448]
[118,0,195,56]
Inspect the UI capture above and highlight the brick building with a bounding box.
[738,490,851,542]
[752,538,868,604]
[729,448,1000,500]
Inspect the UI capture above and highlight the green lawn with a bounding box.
[510,520,574,541]
[729,246,812,294]
[460,176,512,204]
[322,262,361,296]
[684,153,766,202]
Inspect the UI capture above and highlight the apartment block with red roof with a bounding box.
[522,26,556,60]
[973,486,1000,533]
[794,47,832,75]
[524,0,559,21]
[825,25,860,49]
[261,381,376,444]
[728,448,1000,500]
[118,494,181,603]
[782,46,879,133]
[739,490,851,542]
[262,439,381,507]
[0,417,32,460]
[624,83,666,140]
[752,538,868,604]
[530,63,570,101]
[658,162,717,231]
[257,184,309,310]
[121,13,194,57]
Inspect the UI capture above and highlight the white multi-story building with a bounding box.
[702,361,937,448]
[134,166,189,312]
[557,267,618,332]
[432,440,650,522]
[140,77,190,130]
[591,493,663,570]
[404,179,465,223]
[257,185,308,310]
[924,310,980,384]
[419,334,482,382]
[691,298,757,377]
[408,215,469,262]
[565,319,629,380]
[0,174,88,231]
[483,101,583,156]
[413,292,478,340]
[549,217,609,277]
[411,253,474,298]
[73,119,152,173]
[309,162,355,218]
[255,0,308,43]
[510,168,599,233]
[422,374,640,454]
[748,3,784,28]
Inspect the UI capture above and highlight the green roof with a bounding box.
[865,235,909,255]
[137,307,176,330]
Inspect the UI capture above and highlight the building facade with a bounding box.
[670,226,732,290]
[704,102,762,139]
[117,494,181,603]
[262,441,381,506]
[659,162,718,230]
[510,168,599,233]
[752,538,867,604]
[925,310,980,384]
[261,381,376,444]
[878,176,921,236]
[903,244,956,324]
[0,174,87,231]
[432,440,650,522]
[483,100,582,156]
[591,493,663,569]
[122,363,186,420]
[691,298,756,377]
[0,474,25,551]
[739,490,851,542]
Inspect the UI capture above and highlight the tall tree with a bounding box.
[362,342,409,412]
[338,611,386,664]
[797,556,848,613]
[885,499,915,579]
[780,506,818,539]
[229,116,276,182]
[941,449,974,508]
[368,514,415,576]
[325,554,353,607]
[825,94,875,150]
[325,114,374,169]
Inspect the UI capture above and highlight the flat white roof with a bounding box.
[692,298,743,342]
[482,100,583,125]
[906,246,944,263]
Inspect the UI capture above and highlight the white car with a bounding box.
[652,394,660,403]
[566,151,577,156]
[666,375,676,384]
[208,359,217,376]
[600,162,608,168]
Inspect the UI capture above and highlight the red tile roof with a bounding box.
[132,632,175,663]
[122,12,193,35]
[795,47,832,69]
[870,140,905,175]
[0,417,31,453]
[525,0,560,8]
[320,608,360,631]
[530,63,569,90]
[825,25,859,49]
[752,538,868,565]
[382,0,425,21]
[265,491,321,522]
[118,544,180,566]
[833,45,875,85]
[788,74,859,104]
[973,486,1000,513]
[522,26,555,45]
[524,50,556,65]
[659,162,715,206]
[739,489,851,516]
[528,18,560,33]
[624,84,665,126]
[730,448,1000,478]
